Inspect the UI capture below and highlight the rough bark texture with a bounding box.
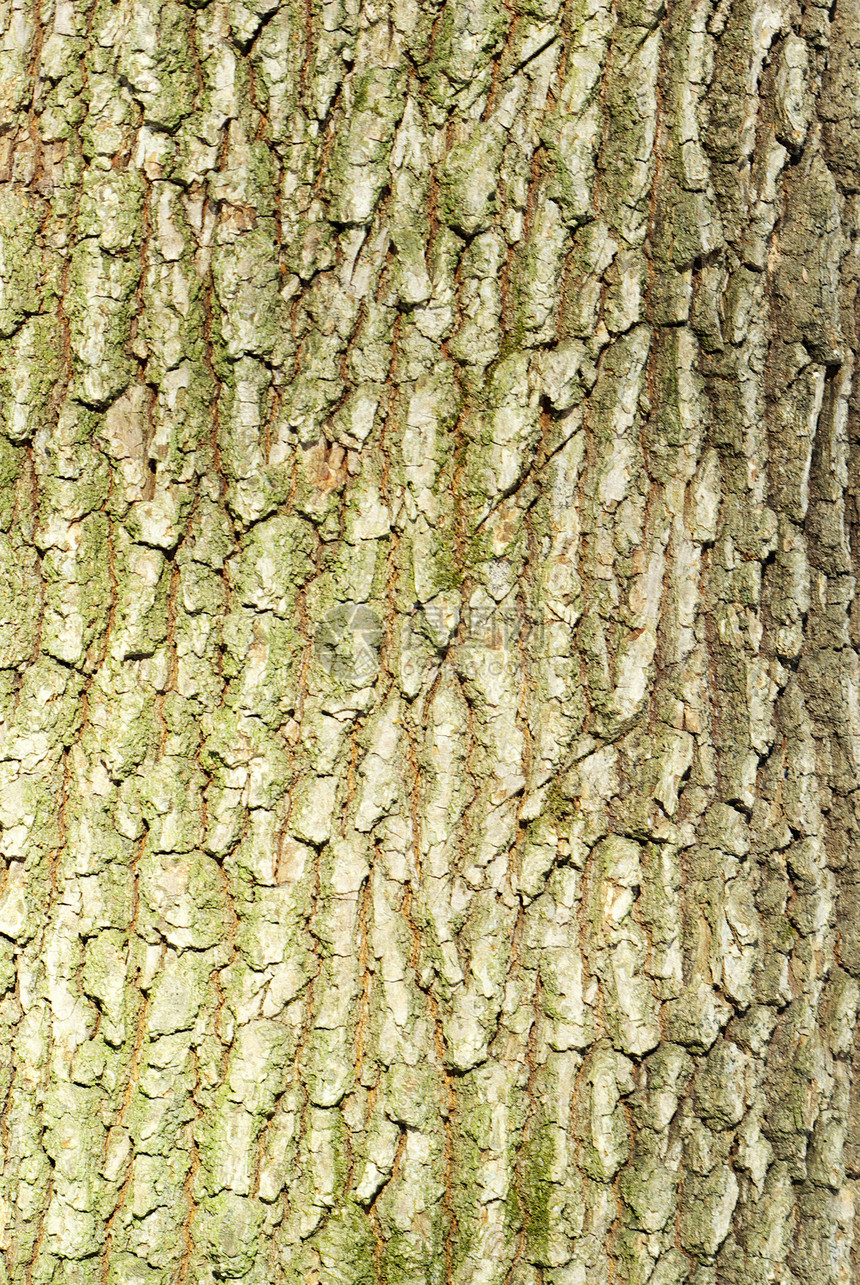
[0,0,859,1281]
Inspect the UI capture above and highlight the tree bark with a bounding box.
[0,0,859,1280]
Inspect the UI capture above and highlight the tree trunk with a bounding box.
[0,0,859,1280]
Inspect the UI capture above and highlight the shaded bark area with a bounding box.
[0,0,859,1281]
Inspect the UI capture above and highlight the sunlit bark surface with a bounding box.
[0,0,859,1280]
